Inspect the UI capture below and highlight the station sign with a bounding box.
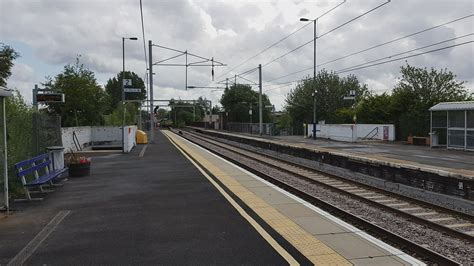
[36,93,65,103]
[124,88,142,93]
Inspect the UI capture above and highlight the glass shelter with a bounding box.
[429,101,474,151]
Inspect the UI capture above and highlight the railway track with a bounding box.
[170,129,472,265]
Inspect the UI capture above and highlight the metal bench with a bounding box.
[14,153,68,201]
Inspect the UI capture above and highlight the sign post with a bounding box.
[1,87,12,212]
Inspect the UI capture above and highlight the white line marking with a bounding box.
[139,144,148,157]
[181,135,426,266]
[8,210,71,266]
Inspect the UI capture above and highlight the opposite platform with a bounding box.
[187,127,474,179]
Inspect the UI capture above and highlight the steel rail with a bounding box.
[170,129,459,265]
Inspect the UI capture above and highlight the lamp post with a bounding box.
[311,90,317,139]
[300,18,317,81]
[300,0,346,140]
[300,18,317,140]
[122,37,137,153]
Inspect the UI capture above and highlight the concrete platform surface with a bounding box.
[0,131,289,265]
[192,128,474,179]
[164,130,424,265]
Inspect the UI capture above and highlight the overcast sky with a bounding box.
[1,0,473,110]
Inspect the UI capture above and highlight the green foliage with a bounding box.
[45,57,110,127]
[0,92,34,195]
[356,93,394,124]
[276,112,292,129]
[103,103,139,126]
[220,84,272,123]
[156,108,169,120]
[169,98,206,125]
[390,64,470,139]
[285,70,368,133]
[105,71,146,111]
[0,43,20,87]
[4,92,33,163]
[334,107,354,124]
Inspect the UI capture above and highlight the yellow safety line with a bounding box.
[163,131,299,266]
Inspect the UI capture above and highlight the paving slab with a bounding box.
[272,203,318,218]
[293,216,349,235]
[316,232,392,259]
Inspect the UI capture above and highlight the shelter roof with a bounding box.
[429,101,474,111]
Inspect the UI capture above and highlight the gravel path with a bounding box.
[184,132,474,265]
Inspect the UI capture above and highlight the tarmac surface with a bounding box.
[192,128,474,177]
[271,135,474,171]
[0,131,287,265]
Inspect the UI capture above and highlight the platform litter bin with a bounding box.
[136,130,148,144]
[429,132,438,147]
[47,146,65,171]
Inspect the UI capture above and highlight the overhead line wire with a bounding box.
[140,0,147,66]
[337,33,473,72]
[139,0,149,102]
[262,0,391,67]
[215,21,313,79]
[265,14,474,83]
[263,40,473,91]
[336,40,473,74]
[319,13,474,68]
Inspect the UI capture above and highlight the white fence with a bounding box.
[61,126,137,153]
[307,124,395,142]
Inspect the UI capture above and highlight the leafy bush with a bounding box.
[0,92,34,196]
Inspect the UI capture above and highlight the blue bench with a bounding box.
[14,153,68,201]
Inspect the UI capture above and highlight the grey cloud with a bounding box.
[1,0,473,110]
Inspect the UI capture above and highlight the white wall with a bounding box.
[123,126,137,153]
[61,127,92,152]
[356,124,395,141]
[91,126,122,143]
[308,124,395,142]
[62,126,137,153]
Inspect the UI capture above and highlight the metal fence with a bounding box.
[227,122,274,135]
[32,113,62,154]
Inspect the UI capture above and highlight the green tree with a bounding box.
[0,43,20,87]
[220,84,272,123]
[156,108,169,120]
[390,64,470,139]
[103,103,139,126]
[45,58,110,127]
[356,93,394,124]
[105,71,146,111]
[285,70,368,134]
[169,99,204,126]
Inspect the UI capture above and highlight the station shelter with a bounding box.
[429,101,474,151]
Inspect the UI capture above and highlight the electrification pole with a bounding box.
[258,64,263,135]
[148,40,155,143]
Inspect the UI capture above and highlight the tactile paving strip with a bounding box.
[167,132,351,265]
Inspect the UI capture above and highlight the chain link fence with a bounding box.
[32,113,62,154]
[227,122,274,135]
[1,109,62,203]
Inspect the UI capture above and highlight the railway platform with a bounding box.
[188,127,474,178]
[186,127,474,208]
[0,130,423,265]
